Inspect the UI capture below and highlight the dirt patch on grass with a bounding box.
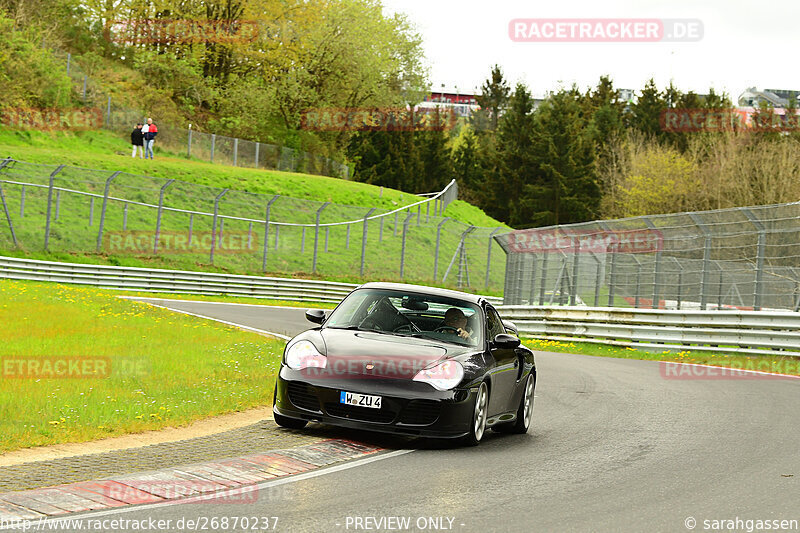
[0,406,274,467]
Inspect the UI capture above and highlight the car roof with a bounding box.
[356,282,486,305]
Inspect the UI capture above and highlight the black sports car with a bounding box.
[273,282,536,445]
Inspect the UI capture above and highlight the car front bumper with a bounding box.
[274,366,478,439]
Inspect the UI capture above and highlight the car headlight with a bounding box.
[412,360,464,391]
[285,340,328,370]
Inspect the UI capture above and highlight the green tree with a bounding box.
[488,83,537,226]
[628,78,665,140]
[475,64,510,131]
[529,88,599,225]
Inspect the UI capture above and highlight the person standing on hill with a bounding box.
[143,118,158,160]
[130,123,144,158]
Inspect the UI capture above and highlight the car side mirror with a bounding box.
[305,309,326,325]
[492,333,520,349]
[502,320,518,336]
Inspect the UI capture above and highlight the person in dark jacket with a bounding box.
[131,123,144,158]
[143,118,159,160]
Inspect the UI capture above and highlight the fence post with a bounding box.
[538,252,549,305]
[631,255,643,308]
[262,195,279,272]
[209,189,229,264]
[66,53,71,76]
[255,142,260,168]
[379,217,384,242]
[188,214,194,246]
[346,223,351,249]
[689,213,712,310]
[485,227,502,289]
[607,245,618,307]
[528,255,538,305]
[643,218,662,309]
[0,159,17,247]
[433,218,450,281]
[123,203,128,230]
[400,212,416,279]
[187,125,192,158]
[570,234,581,305]
[360,208,377,277]
[153,179,175,254]
[105,97,112,127]
[416,204,421,226]
[443,226,476,286]
[210,134,216,163]
[312,202,330,273]
[740,208,766,311]
[673,258,683,310]
[233,138,238,167]
[43,165,65,251]
[590,253,603,307]
[301,227,306,253]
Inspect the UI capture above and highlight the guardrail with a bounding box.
[0,255,503,306]
[496,305,800,357]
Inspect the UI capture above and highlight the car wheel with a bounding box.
[495,373,535,434]
[462,382,489,446]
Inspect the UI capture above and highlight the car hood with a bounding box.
[306,328,476,379]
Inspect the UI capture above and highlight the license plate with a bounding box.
[339,391,382,409]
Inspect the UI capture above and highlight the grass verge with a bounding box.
[0,279,286,453]
[522,337,800,377]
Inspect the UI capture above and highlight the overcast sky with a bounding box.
[381,0,800,100]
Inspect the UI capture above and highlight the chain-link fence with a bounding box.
[495,203,800,311]
[58,51,350,178]
[0,159,507,292]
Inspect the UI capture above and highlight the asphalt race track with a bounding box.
[55,300,800,532]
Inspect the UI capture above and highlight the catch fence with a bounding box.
[495,202,800,311]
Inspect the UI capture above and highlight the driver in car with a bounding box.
[443,308,472,341]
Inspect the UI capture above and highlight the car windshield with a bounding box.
[324,288,483,347]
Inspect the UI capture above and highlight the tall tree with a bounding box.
[475,64,510,131]
[628,78,665,140]
[489,83,537,226]
[530,88,599,225]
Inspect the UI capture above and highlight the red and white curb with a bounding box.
[0,439,382,522]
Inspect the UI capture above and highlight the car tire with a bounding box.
[494,373,535,434]
[462,382,489,447]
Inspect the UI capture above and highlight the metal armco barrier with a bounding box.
[0,256,504,306]
[0,256,355,303]
[497,305,800,357]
